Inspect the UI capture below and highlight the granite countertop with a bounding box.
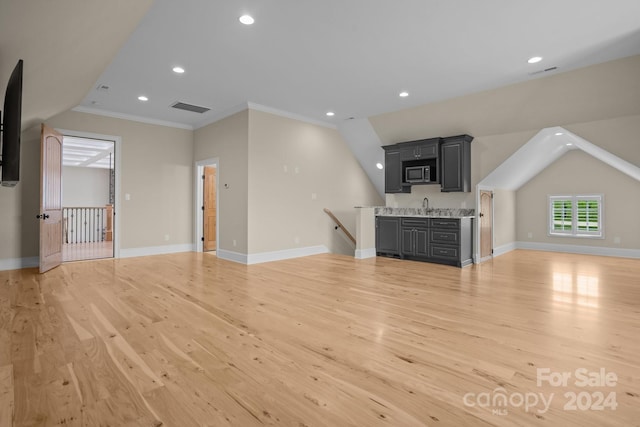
[374,207,475,218]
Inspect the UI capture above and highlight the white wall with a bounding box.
[63,166,110,207]
[194,110,249,254]
[247,109,383,257]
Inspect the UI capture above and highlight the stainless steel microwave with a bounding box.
[405,166,430,183]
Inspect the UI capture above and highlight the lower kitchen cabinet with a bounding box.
[400,218,429,258]
[375,216,400,256]
[376,216,473,267]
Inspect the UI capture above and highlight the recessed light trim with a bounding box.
[566,143,573,146]
[376,162,384,170]
[326,111,335,117]
[528,56,543,64]
[239,15,255,25]
[555,132,563,136]
[173,66,185,74]
[399,91,409,98]
[138,95,148,102]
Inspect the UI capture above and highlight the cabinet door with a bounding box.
[441,141,463,192]
[415,228,429,257]
[399,146,417,161]
[416,141,438,159]
[384,149,404,193]
[400,228,415,256]
[441,136,472,192]
[376,217,400,255]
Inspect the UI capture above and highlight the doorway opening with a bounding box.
[203,165,217,253]
[61,134,116,262]
[195,158,219,254]
[478,189,494,261]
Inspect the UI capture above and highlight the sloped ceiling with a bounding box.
[479,127,640,190]
[0,0,153,129]
[75,0,640,128]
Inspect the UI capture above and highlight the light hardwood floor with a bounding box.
[1,250,639,426]
[62,242,113,262]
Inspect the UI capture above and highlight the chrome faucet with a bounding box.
[423,197,429,210]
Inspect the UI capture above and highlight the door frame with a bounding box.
[57,128,122,258]
[475,185,494,263]
[194,157,219,253]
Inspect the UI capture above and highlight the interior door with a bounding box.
[38,124,64,273]
[203,166,217,251]
[479,190,493,259]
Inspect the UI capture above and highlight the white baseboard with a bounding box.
[247,245,329,265]
[119,243,194,259]
[355,248,377,259]
[0,256,39,271]
[516,241,640,259]
[217,245,329,265]
[494,242,517,257]
[216,249,248,264]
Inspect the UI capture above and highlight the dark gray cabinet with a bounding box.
[383,147,409,194]
[383,135,472,193]
[399,139,439,161]
[375,216,400,255]
[400,218,429,258]
[429,218,473,267]
[376,216,473,267]
[440,135,473,192]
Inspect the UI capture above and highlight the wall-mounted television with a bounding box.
[1,59,24,187]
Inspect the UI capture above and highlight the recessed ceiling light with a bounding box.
[376,162,384,170]
[173,66,185,74]
[399,91,409,98]
[239,15,255,25]
[326,111,335,117]
[566,143,573,146]
[555,132,563,136]
[138,95,148,101]
[528,56,543,64]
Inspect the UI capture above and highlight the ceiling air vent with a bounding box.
[528,66,558,76]
[171,101,211,114]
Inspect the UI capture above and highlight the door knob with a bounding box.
[36,214,50,220]
[479,212,484,217]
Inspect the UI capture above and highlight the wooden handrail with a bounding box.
[323,208,356,245]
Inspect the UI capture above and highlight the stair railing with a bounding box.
[323,208,356,245]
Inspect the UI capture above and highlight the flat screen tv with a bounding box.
[1,59,23,187]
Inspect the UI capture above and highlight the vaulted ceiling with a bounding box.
[3,0,640,132]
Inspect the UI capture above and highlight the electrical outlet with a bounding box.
[283,165,288,173]
[294,166,299,174]
[294,236,300,244]
[164,234,170,241]
[527,232,533,239]
[311,193,317,200]
[125,193,131,201]
[614,236,621,244]
[233,239,237,247]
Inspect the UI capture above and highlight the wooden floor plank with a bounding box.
[0,364,14,427]
[1,250,639,426]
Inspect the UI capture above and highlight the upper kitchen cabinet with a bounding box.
[383,134,473,193]
[440,135,473,192]
[383,146,409,193]
[398,138,440,161]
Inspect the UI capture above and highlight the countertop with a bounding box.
[373,207,475,218]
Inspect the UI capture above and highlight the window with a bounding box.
[549,195,603,238]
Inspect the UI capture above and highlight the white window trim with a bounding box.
[548,195,604,239]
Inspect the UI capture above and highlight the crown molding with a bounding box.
[247,102,337,129]
[72,106,194,130]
